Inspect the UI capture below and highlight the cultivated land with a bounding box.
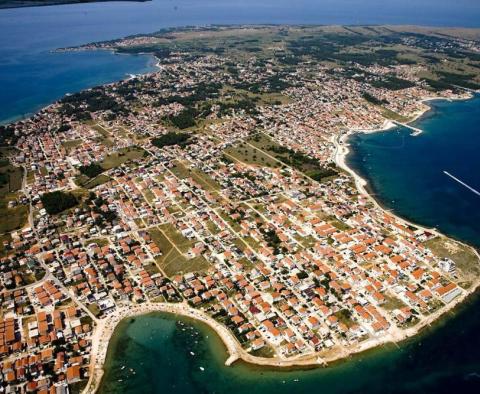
[1,25,480,394]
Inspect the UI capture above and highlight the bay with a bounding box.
[99,295,480,394]
[347,95,480,248]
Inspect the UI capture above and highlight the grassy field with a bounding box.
[382,294,407,311]
[75,174,111,189]
[62,139,83,152]
[381,108,410,123]
[100,146,147,170]
[0,201,28,235]
[158,223,197,253]
[0,162,23,195]
[171,161,221,191]
[88,123,115,147]
[224,140,279,168]
[220,86,291,106]
[85,238,110,248]
[148,227,210,276]
[0,155,28,235]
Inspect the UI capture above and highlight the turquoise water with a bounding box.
[100,295,480,394]
[347,96,480,247]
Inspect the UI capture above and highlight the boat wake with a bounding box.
[444,171,480,197]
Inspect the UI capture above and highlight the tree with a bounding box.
[41,191,78,215]
[151,132,191,148]
[79,163,104,178]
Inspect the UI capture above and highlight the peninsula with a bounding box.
[0,0,150,10]
[0,25,479,394]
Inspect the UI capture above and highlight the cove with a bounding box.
[98,295,480,394]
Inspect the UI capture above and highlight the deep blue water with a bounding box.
[0,50,156,124]
[1,0,480,123]
[347,96,480,248]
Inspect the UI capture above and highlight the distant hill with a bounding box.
[0,0,150,9]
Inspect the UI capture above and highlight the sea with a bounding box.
[1,0,480,123]
[99,300,480,394]
[347,96,480,247]
[1,1,480,393]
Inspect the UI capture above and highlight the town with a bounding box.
[1,25,479,393]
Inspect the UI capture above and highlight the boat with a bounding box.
[190,351,195,356]
[120,366,126,370]
[199,367,205,371]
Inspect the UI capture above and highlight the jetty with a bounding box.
[392,120,423,136]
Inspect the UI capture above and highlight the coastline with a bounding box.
[85,278,480,394]
[81,92,480,394]
[0,50,159,127]
[333,92,476,243]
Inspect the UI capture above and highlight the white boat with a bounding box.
[190,352,195,356]
[199,367,205,371]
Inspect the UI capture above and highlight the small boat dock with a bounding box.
[392,121,423,136]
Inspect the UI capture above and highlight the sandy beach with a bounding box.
[83,280,480,394]
[84,259,480,394]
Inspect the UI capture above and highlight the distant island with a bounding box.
[0,0,150,10]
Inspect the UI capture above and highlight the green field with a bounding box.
[148,227,210,276]
[100,146,147,170]
[0,154,27,235]
[224,140,279,168]
[62,139,83,152]
[171,161,221,191]
[76,174,111,189]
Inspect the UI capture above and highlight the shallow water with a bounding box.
[99,292,480,394]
